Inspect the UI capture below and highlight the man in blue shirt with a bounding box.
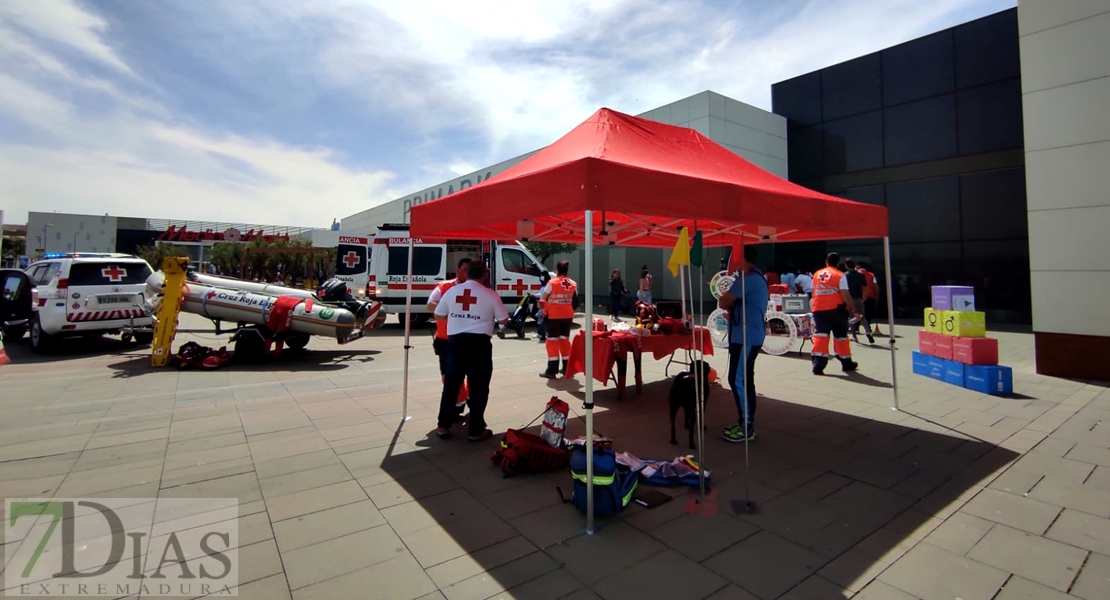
[780,264,797,295]
[717,245,769,442]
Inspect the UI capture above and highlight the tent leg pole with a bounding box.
[584,210,596,535]
[696,265,706,502]
[402,238,415,423]
[882,237,899,412]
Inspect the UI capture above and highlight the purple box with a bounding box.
[931,286,975,311]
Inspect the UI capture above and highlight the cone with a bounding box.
[0,339,9,367]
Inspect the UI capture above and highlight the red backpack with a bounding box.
[490,397,572,477]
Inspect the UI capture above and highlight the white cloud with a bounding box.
[0,0,397,226]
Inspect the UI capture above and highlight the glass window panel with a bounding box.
[833,185,885,206]
[882,30,955,106]
[886,177,960,243]
[954,10,1020,89]
[771,72,822,128]
[889,242,962,317]
[962,239,1031,320]
[787,125,823,181]
[388,246,443,277]
[883,95,958,165]
[959,167,1028,240]
[821,54,882,121]
[822,111,883,175]
[957,79,1023,155]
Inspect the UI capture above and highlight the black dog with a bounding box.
[669,359,713,449]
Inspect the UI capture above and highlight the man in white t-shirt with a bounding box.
[433,261,508,441]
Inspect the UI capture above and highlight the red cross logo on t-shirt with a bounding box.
[510,279,528,295]
[342,251,360,269]
[456,289,478,311]
[559,278,574,291]
[101,265,126,282]
[817,270,832,283]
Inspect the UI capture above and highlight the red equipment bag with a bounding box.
[490,397,572,478]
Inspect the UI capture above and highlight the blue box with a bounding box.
[964,364,1013,396]
[941,359,965,387]
[912,351,945,381]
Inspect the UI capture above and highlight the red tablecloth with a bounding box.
[565,328,714,398]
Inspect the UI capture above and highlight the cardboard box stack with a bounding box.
[913,286,1013,395]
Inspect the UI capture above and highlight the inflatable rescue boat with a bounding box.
[145,272,386,355]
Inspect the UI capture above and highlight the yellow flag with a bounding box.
[667,227,690,277]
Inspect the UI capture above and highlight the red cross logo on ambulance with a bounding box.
[101,265,127,282]
[342,251,360,269]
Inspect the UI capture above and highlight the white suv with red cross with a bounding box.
[25,253,155,352]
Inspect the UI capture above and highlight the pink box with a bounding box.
[918,330,937,355]
[953,337,998,365]
[932,334,954,360]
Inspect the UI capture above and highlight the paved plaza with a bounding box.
[1,312,1108,599]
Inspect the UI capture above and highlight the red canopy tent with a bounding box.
[408,107,897,531]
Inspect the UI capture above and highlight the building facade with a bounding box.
[1019,0,1110,379]
[771,8,1029,324]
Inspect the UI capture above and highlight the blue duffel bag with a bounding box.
[569,446,638,516]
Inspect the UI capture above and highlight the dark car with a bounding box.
[1,268,33,340]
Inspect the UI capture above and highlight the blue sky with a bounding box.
[0,0,1016,228]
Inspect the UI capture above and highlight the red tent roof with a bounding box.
[410,108,888,247]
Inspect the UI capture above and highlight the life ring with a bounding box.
[709,271,734,300]
[762,311,797,356]
[706,309,729,348]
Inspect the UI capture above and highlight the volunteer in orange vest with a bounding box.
[810,252,861,375]
[858,261,881,335]
[428,257,471,420]
[539,260,577,378]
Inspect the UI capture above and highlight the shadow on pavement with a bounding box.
[104,348,380,377]
[377,378,1019,599]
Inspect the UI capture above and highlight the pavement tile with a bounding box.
[648,512,759,562]
[778,574,851,600]
[425,536,538,589]
[592,549,728,600]
[291,551,436,600]
[818,548,891,593]
[484,567,585,600]
[235,539,285,586]
[1069,552,1110,600]
[960,487,1061,535]
[704,530,824,599]
[253,449,343,480]
[544,522,667,585]
[1045,508,1110,556]
[282,525,409,590]
[438,551,559,600]
[993,575,1075,600]
[271,500,385,553]
[218,573,292,600]
[852,580,918,600]
[967,524,1087,592]
[364,469,460,509]
[400,512,519,568]
[1027,480,1110,519]
[922,511,995,555]
[259,463,353,499]
[702,585,760,600]
[266,479,368,522]
[877,542,1007,600]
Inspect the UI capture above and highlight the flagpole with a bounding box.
[584,210,596,535]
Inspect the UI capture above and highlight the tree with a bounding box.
[209,242,242,276]
[136,243,190,270]
[2,238,25,259]
[522,241,578,264]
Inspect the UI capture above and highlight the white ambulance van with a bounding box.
[334,235,372,298]
[366,223,550,323]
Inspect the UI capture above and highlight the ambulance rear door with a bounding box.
[374,234,446,316]
[493,242,547,310]
[334,235,370,297]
